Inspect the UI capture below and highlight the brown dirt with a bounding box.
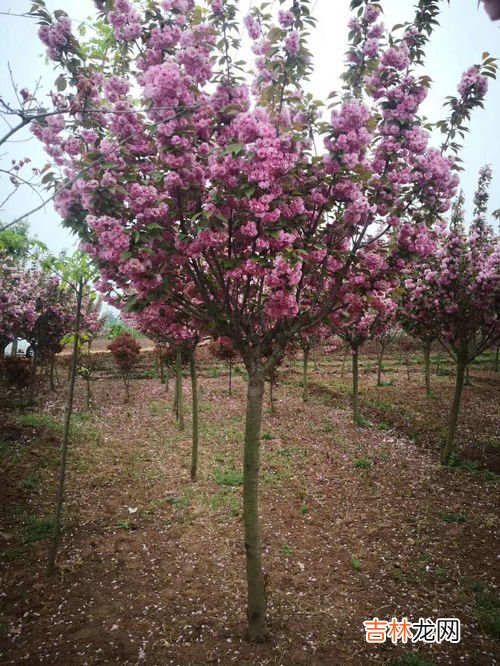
[0,350,499,665]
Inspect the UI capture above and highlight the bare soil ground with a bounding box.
[0,349,498,665]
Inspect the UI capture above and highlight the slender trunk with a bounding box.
[189,350,199,482]
[464,366,471,386]
[495,345,499,372]
[376,344,385,387]
[340,345,348,379]
[352,347,360,425]
[173,367,178,413]
[435,352,442,376]
[228,358,232,396]
[423,341,431,397]
[302,348,309,402]
[176,349,184,431]
[123,375,130,402]
[243,366,268,642]
[86,378,91,410]
[165,366,169,393]
[29,353,37,402]
[158,354,164,384]
[440,359,467,465]
[312,347,318,372]
[48,278,83,575]
[406,355,411,381]
[269,380,274,413]
[49,356,56,392]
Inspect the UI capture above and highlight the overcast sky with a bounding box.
[0,0,499,255]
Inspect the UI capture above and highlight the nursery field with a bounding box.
[0,347,499,666]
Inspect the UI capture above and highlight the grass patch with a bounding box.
[261,431,274,440]
[15,413,62,432]
[1,549,28,561]
[439,511,466,524]
[213,467,244,486]
[350,555,361,571]
[393,655,437,666]
[355,414,370,427]
[473,584,500,640]
[23,472,40,491]
[23,518,53,544]
[282,544,293,557]
[209,488,241,517]
[0,437,30,467]
[448,455,499,481]
[150,400,168,417]
[354,457,373,469]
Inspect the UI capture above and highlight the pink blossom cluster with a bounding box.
[28,0,492,358]
[400,173,499,358]
[108,0,142,42]
[38,14,72,60]
[458,66,488,100]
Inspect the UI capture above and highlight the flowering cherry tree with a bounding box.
[374,325,399,387]
[296,325,327,402]
[329,270,398,425]
[108,332,141,401]
[130,304,202,479]
[0,256,38,355]
[401,167,500,465]
[209,336,238,395]
[28,0,492,641]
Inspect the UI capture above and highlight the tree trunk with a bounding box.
[341,345,348,379]
[435,352,442,376]
[312,347,318,372]
[440,359,467,466]
[158,354,164,384]
[228,358,232,396]
[495,345,499,372]
[352,347,360,425]
[29,353,38,402]
[48,278,83,575]
[86,378,91,410]
[176,348,184,431]
[376,343,385,387]
[49,356,56,392]
[423,341,431,397]
[243,365,268,642]
[464,366,471,386]
[189,350,199,482]
[302,348,309,402]
[269,380,274,414]
[123,375,130,402]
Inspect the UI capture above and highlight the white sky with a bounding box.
[0,0,499,254]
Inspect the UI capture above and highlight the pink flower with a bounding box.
[278,10,294,28]
[284,32,300,55]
